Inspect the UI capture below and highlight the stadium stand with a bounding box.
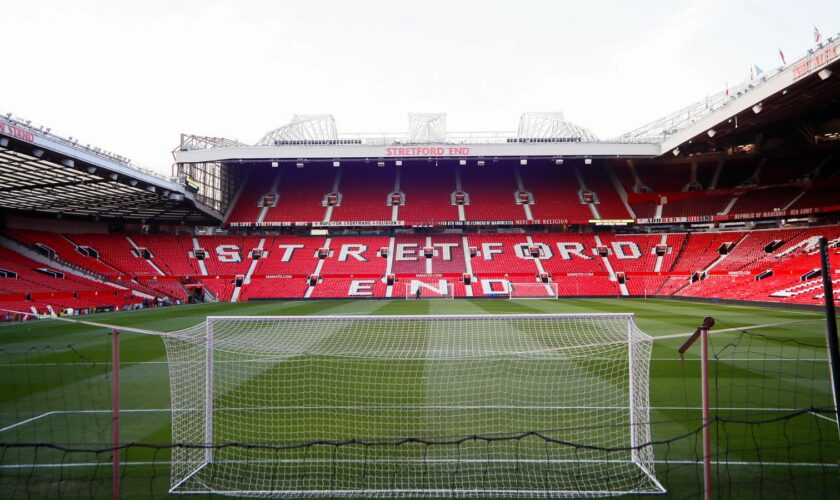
[460,165,525,221]
[3,225,840,305]
[131,234,200,276]
[262,165,334,223]
[67,234,159,276]
[577,164,632,219]
[398,162,460,223]
[330,165,395,222]
[520,164,594,221]
[226,166,277,225]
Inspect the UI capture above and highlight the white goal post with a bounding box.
[509,282,559,299]
[163,314,663,497]
[404,279,456,299]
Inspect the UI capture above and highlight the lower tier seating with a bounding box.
[1,225,838,306]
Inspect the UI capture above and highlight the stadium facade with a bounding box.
[0,35,839,315]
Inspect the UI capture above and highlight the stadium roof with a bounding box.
[0,115,222,224]
[173,36,839,165]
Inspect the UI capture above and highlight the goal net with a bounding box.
[404,279,455,299]
[163,314,661,497]
[509,282,559,299]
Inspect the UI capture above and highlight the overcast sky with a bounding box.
[2,0,838,175]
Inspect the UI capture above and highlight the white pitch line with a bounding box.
[655,319,823,341]
[809,410,838,424]
[0,412,55,433]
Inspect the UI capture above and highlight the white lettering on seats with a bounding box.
[556,242,591,260]
[348,280,375,296]
[216,245,241,263]
[396,244,418,261]
[481,243,503,260]
[611,241,641,259]
[432,243,459,260]
[338,244,367,262]
[277,244,304,262]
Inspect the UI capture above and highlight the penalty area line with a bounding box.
[655,318,822,341]
[0,412,55,434]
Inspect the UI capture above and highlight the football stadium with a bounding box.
[1,6,840,498]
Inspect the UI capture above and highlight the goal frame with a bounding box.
[508,281,559,299]
[168,313,663,497]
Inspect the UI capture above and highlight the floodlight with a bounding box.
[459,159,467,166]
[86,166,97,174]
[0,138,8,147]
[555,158,563,165]
[520,158,528,165]
[129,179,138,186]
[707,129,716,138]
[377,161,385,167]
[395,160,403,166]
[818,69,832,80]
[476,160,485,166]
[109,173,118,180]
[61,159,74,168]
[271,161,279,168]
[752,103,763,114]
[332,161,340,167]
[584,158,592,165]
[672,148,680,156]
[296,162,304,168]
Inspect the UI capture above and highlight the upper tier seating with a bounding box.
[728,186,803,215]
[520,165,593,221]
[714,157,760,189]
[262,165,334,223]
[661,195,732,218]
[578,164,632,219]
[226,167,278,225]
[330,165,395,222]
[758,152,825,185]
[635,163,692,192]
[460,166,526,221]
[398,163,460,223]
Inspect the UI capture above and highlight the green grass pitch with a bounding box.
[1,298,838,498]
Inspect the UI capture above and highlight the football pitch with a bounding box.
[1,298,838,498]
